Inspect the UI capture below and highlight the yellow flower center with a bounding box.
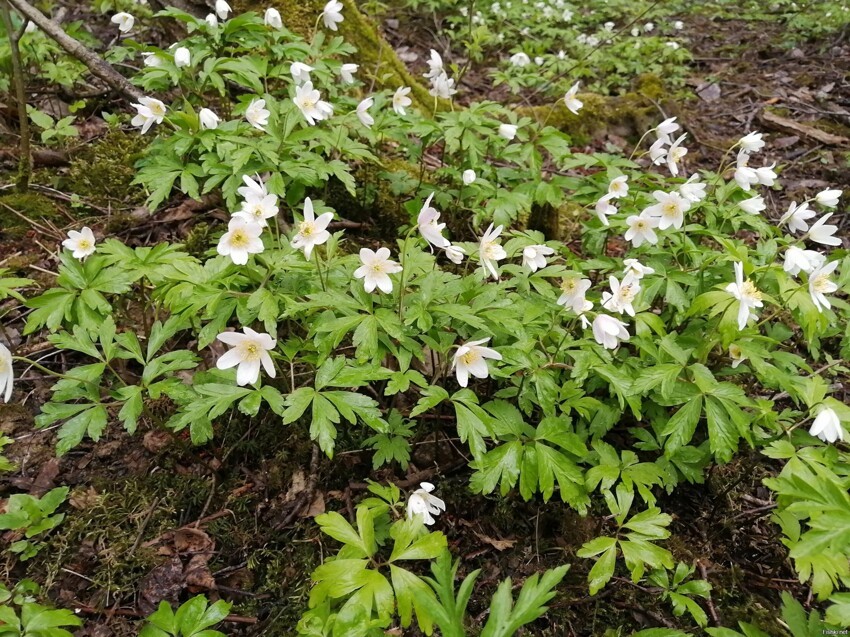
[662,202,679,217]
[635,220,648,230]
[230,229,249,248]
[299,221,315,237]
[813,275,831,293]
[78,239,92,250]
[561,279,577,292]
[618,283,636,303]
[241,342,261,360]
[742,280,762,300]
[729,344,743,358]
[460,351,479,366]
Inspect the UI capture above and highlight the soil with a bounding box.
[1,2,849,636]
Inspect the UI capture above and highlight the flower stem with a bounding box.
[12,356,68,379]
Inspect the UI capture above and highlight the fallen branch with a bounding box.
[0,0,31,191]
[6,0,144,102]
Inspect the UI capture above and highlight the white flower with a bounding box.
[754,163,777,187]
[354,247,403,293]
[130,97,166,134]
[292,197,333,259]
[602,275,640,317]
[215,0,231,20]
[623,258,654,280]
[666,41,680,50]
[0,342,12,402]
[245,98,270,131]
[679,174,707,203]
[809,406,843,443]
[238,174,268,201]
[522,244,555,272]
[557,276,592,314]
[607,175,629,199]
[205,13,218,27]
[294,81,333,125]
[644,21,654,31]
[809,260,839,312]
[498,123,518,140]
[392,86,412,115]
[264,7,283,28]
[322,0,344,30]
[24,21,37,34]
[340,63,358,84]
[216,327,276,386]
[290,61,314,84]
[656,117,679,136]
[174,47,190,68]
[356,98,374,128]
[453,338,502,387]
[595,193,617,226]
[807,213,841,246]
[733,151,757,191]
[429,72,457,99]
[141,52,162,67]
[563,82,583,114]
[666,133,688,176]
[673,20,684,29]
[644,190,690,230]
[738,131,765,153]
[62,226,97,260]
[479,224,507,279]
[649,135,669,165]
[624,212,659,247]
[111,12,134,33]
[424,49,444,80]
[418,193,450,249]
[729,343,747,369]
[592,314,630,350]
[739,195,766,215]
[725,261,763,330]
[199,108,220,130]
[510,52,531,67]
[444,244,466,264]
[779,201,814,233]
[406,482,446,525]
[783,246,825,276]
[462,169,476,185]
[217,217,264,265]
[815,189,842,208]
[234,192,278,228]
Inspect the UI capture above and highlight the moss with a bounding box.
[237,0,438,109]
[0,192,62,239]
[66,129,148,208]
[521,82,663,143]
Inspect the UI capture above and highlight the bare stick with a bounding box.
[0,0,31,191]
[6,0,144,102]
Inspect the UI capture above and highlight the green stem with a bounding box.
[12,356,68,379]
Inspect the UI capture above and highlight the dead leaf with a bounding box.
[302,492,326,518]
[473,530,517,552]
[69,487,101,510]
[697,83,721,102]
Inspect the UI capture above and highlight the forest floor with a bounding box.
[1,2,849,636]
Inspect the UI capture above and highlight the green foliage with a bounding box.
[577,486,673,594]
[299,486,568,635]
[648,562,712,627]
[139,596,232,637]
[0,487,68,560]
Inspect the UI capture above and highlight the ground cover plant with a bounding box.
[1,0,850,635]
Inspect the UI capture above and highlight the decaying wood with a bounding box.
[6,0,144,102]
[760,109,849,145]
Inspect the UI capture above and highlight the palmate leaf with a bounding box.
[479,564,569,637]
